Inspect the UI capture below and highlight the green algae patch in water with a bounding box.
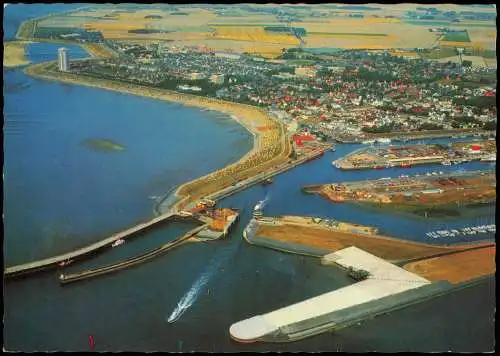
[81,138,125,152]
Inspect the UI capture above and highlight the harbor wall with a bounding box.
[260,281,454,343]
[247,233,330,257]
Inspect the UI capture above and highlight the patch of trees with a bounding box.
[461,60,472,68]
[451,116,481,128]
[357,67,396,82]
[419,123,444,130]
[361,123,397,133]
[453,96,496,109]
[483,120,497,130]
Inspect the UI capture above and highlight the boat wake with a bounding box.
[166,244,238,324]
[254,193,271,212]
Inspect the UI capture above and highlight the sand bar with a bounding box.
[3,41,32,67]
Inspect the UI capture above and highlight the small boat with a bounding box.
[112,238,125,248]
[442,160,451,166]
[331,144,336,152]
[59,259,73,267]
[262,178,273,186]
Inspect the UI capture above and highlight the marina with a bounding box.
[426,224,496,239]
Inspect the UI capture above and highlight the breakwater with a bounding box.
[59,223,208,284]
[4,212,178,278]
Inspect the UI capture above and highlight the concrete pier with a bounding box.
[230,247,431,343]
[59,224,208,284]
[4,212,177,278]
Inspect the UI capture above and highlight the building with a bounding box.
[209,74,225,85]
[57,47,69,72]
[188,72,207,80]
[214,52,241,60]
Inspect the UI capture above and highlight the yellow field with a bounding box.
[212,26,299,45]
[439,41,474,47]
[34,5,497,53]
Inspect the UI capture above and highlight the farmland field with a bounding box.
[22,4,497,58]
[441,31,471,42]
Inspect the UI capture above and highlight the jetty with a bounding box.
[4,212,178,278]
[59,223,208,284]
[229,246,445,343]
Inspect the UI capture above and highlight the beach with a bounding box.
[3,41,32,67]
[24,62,291,211]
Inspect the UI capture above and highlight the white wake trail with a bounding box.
[167,245,238,323]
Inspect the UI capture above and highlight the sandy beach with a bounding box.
[3,41,32,67]
[24,62,291,210]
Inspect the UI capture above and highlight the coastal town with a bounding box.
[4,3,496,353]
[65,42,497,144]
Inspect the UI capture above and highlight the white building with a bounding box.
[214,52,241,60]
[209,74,225,84]
[57,47,69,72]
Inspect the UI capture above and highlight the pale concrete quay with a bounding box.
[229,246,439,343]
[4,212,177,278]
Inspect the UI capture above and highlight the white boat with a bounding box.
[112,239,125,247]
[362,139,375,144]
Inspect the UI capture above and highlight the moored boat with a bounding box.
[59,259,73,267]
[262,178,273,186]
[112,238,125,248]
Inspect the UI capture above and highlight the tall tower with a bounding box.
[57,47,69,72]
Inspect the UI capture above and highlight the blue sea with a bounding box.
[3,4,495,352]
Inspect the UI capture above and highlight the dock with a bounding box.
[334,140,496,170]
[4,212,178,278]
[230,246,436,343]
[59,224,208,284]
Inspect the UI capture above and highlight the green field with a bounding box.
[209,23,281,27]
[286,59,315,65]
[441,31,471,42]
[453,23,496,28]
[309,32,387,37]
[404,20,452,26]
[418,47,458,59]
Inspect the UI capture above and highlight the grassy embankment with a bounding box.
[404,245,495,284]
[24,62,291,211]
[255,222,494,263]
